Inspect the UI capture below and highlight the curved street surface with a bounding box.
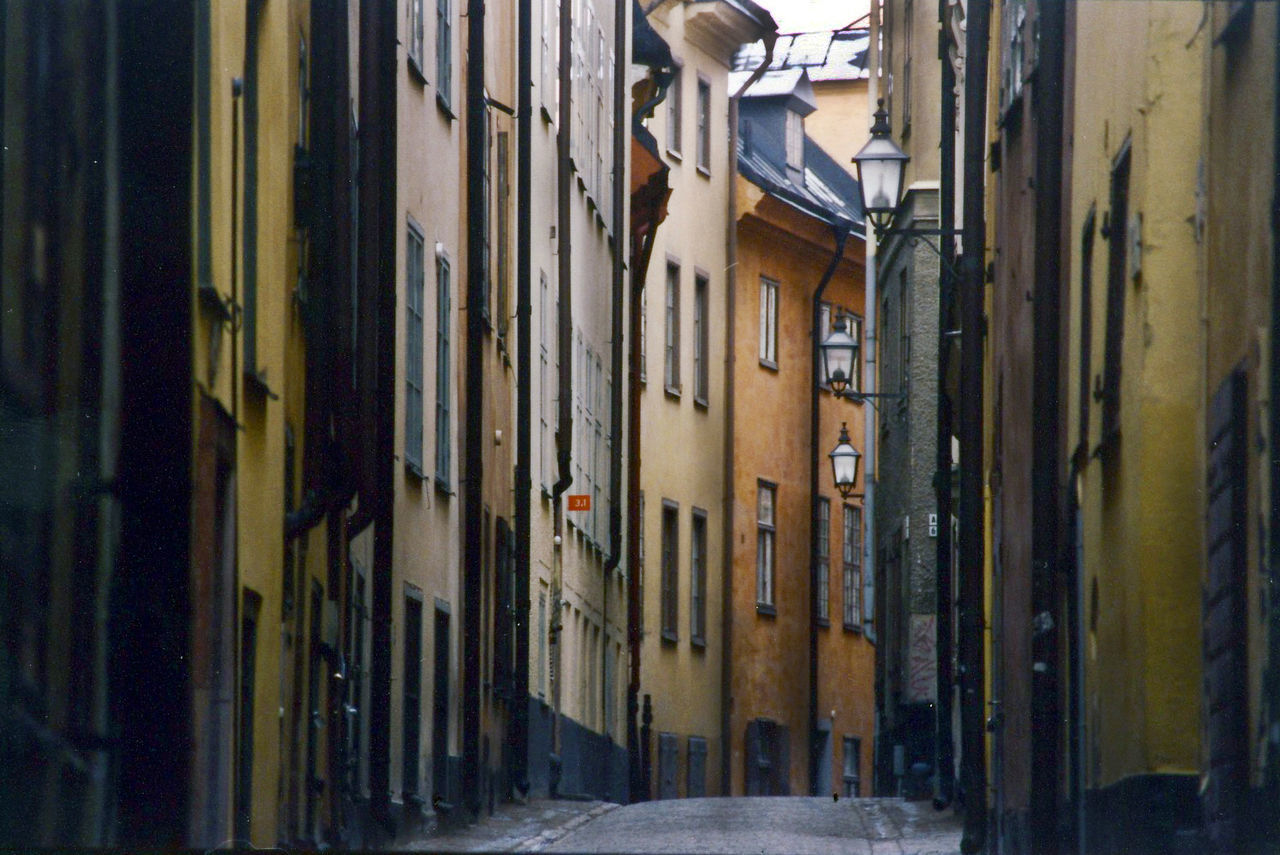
[544,797,962,855]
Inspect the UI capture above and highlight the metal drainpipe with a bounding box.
[1030,0,1066,848]
[958,0,990,851]
[603,0,627,755]
[934,0,957,808]
[463,0,487,818]
[514,0,533,797]
[810,224,850,797]
[723,34,775,795]
[865,1,881,794]
[550,0,575,776]
[1268,0,1280,838]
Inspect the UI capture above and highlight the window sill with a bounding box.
[696,164,710,178]
[691,635,706,650]
[405,460,428,483]
[756,603,776,617]
[434,478,455,498]
[660,630,678,645]
[541,105,554,124]
[694,395,709,410]
[759,358,778,372]
[816,617,830,629]
[408,57,428,86]
[667,147,682,163]
[664,385,682,400]
[436,91,456,121]
[843,622,862,635]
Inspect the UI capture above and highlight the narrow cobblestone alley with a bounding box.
[397,797,962,854]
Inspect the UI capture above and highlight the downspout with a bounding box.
[958,0,991,851]
[550,0,575,777]
[723,33,775,794]
[1268,0,1280,838]
[463,0,486,817]
[514,0,533,796]
[810,223,850,797]
[865,1,881,795]
[604,0,627,752]
[934,0,957,808]
[1030,0,1066,849]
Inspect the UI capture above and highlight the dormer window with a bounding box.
[785,110,804,177]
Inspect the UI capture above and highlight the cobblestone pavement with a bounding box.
[391,798,620,852]
[545,796,963,855]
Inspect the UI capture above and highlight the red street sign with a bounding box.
[567,494,591,511]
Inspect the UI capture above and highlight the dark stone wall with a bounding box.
[1083,774,1204,855]
[526,696,628,803]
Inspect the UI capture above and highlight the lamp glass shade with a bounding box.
[829,425,861,498]
[819,314,858,394]
[853,134,908,223]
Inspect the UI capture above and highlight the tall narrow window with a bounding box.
[496,131,510,337]
[1101,143,1130,452]
[661,501,679,641]
[665,262,681,394]
[691,509,707,645]
[843,505,862,629]
[435,251,452,487]
[235,589,261,843]
[481,112,492,323]
[638,492,646,633]
[539,272,550,490]
[436,0,452,110]
[696,77,711,173]
[694,273,709,405]
[759,276,779,367]
[405,224,426,474]
[842,736,861,797]
[785,110,803,175]
[639,282,648,383]
[816,498,830,623]
[757,482,776,611]
[667,64,682,154]
[1078,208,1096,456]
[408,0,425,74]
[402,588,424,797]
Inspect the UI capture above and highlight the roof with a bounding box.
[733,28,869,82]
[686,0,777,32]
[737,99,863,230]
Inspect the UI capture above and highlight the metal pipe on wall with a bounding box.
[958,0,990,850]
[463,0,487,817]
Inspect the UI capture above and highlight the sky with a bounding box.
[754,0,872,34]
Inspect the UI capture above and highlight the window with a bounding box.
[759,276,779,367]
[696,77,711,173]
[402,587,424,796]
[540,0,557,118]
[638,492,646,634]
[405,224,426,475]
[1077,208,1096,457]
[843,505,861,629]
[816,498,830,623]
[667,64,682,155]
[691,509,708,645]
[408,0,425,75]
[785,110,803,174]
[496,130,510,337]
[1100,142,1131,452]
[639,282,647,383]
[539,272,551,491]
[757,482,776,611]
[661,501,679,641]
[436,0,452,111]
[665,262,681,394]
[688,736,708,797]
[482,112,492,324]
[842,736,861,797]
[435,250,453,487]
[693,273,709,405]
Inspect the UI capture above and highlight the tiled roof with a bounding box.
[734,28,869,82]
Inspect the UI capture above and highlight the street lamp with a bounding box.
[829,423,861,499]
[852,99,909,234]
[819,313,859,396]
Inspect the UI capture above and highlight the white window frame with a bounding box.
[759,276,779,368]
[665,261,681,395]
[757,481,776,611]
[405,222,426,475]
[435,247,453,488]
